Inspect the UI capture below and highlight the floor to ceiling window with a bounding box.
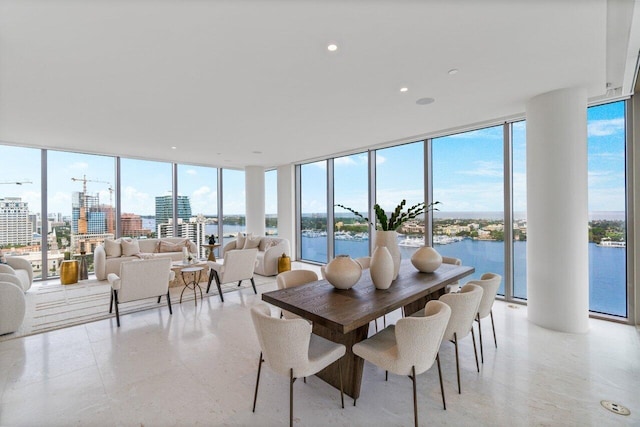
[432,126,505,289]
[375,142,424,258]
[512,121,527,299]
[0,145,42,278]
[177,164,217,259]
[120,158,172,239]
[222,169,245,249]
[47,151,115,275]
[587,101,627,317]
[300,161,327,263]
[265,169,278,236]
[333,153,369,259]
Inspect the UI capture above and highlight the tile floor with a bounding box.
[1,266,639,426]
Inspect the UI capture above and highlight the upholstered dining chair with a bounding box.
[206,248,258,302]
[276,269,318,319]
[442,256,463,293]
[354,256,371,269]
[0,275,26,335]
[436,283,483,394]
[107,257,175,327]
[352,300,451,427]
[250,302,346,427]
[469,272,502,363]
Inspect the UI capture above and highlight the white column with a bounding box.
[245,166,265,236]
[277,164,296,258]
[526,87,589,333]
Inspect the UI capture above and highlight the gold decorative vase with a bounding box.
[278,253,291,273]
[60,260,79,285]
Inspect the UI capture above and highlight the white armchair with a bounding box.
[0,274,26,335]
[0,256,33,292]
[107,257,175,327]
[206,248,258,302]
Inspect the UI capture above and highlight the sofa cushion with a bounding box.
[121,239,141,257]
[244,234,261,250]
[157,240,187,253]
[104,239,122,258]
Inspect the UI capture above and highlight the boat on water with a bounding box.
[597,238,626,248]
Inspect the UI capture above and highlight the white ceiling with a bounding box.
[1,0,639,170]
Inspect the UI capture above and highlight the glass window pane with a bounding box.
[512,121,527,299]
[177,164,217,260]
[587,101,627,317]
[48,151,115,276]
[121,158,172,239]
[376,142,424,258]
[334,153,369,258]
[0,145,42,279]
[300,161,327,263]
[265,169,278,236]
[432,126,505,293]
[222,169,246,249]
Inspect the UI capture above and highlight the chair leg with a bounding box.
[338,359,345,409]
[166,291,172,315]
[252,352,263,412]
[250,277,257,294]
[471,327,480,373]
[289,368,294,427]
[411,365,418,427]
[238,280,242,287]
[214,271,224,302]
[157,295,161,304]
[477,314,484,363]
[490,309,497,348]
[374,318,378,333]
[453,333,460,394]
[109,291,113,313]
[113,289,120,327]
[385,370,388,381]
[206,269,214,293]
[436,353,446,410]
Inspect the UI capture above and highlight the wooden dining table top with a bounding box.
[262,260,475,334]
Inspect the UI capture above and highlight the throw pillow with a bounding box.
[121,239,141,257]
[0,251,6,264]
[243,234,261,250]
[158,240,185,253]
[261,240,273,251]
[104,239,122,258]
[236,233,246,249]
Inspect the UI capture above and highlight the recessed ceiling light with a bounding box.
[327,44,338,52]
[171,146,177,150]
[400,87,408,92]
[448,68,459,75]
[416,97,435,105]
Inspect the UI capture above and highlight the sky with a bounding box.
[0,101,627,219]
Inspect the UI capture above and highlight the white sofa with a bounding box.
[94,237,197,281]
[0,275,25,335]
[0,256,33,292]
[223,235,290,276]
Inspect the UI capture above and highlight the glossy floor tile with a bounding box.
[1,266,639,426]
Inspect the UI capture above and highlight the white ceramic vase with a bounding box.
[374,230,401,280]
[410,245,443,273]
[324,255,362,290]
[370,246,394,290]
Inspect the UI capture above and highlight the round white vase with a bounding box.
[374,230,401,280]
[324,255,362,290]
[410,246,443,273]
[370,246,394,290]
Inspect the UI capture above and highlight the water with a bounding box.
[302,236,627,317]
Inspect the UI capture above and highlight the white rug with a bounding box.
[1,274,276,341]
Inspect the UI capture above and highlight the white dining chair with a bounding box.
[442,256,462,293]
[250,302,346,427]
[276,269,318,319]
[352,300,451,427]
[469,272,502,362]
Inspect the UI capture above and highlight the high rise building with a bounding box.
[157,217,206,257]
[72,192,104,234]
[0,197,32,246]
[155,194,192,226]
[121,213,151,237]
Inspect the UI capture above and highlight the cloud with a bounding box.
[459,160,503,178]
[185,169,198,176]
[69,162,89,170]
[376,155,386,165]
[588,118,624,137]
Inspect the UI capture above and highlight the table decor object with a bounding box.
[410,245,443,273]
[370,246,393,289]
[324,255,362,289]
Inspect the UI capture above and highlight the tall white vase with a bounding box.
[374,230,401,280]
[370,246,394,290]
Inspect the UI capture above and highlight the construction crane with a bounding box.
[70,175,111,234]
[0,180,32,185]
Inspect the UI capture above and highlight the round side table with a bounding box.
[179,266,204,306]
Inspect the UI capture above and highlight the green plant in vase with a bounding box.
[335,200,440,231]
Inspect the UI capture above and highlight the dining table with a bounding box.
[261,260,475,399]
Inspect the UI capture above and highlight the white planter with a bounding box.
[374,230,401,280]
[370,246,394,290]
[324,255,362,290]
[410,245,443,273]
